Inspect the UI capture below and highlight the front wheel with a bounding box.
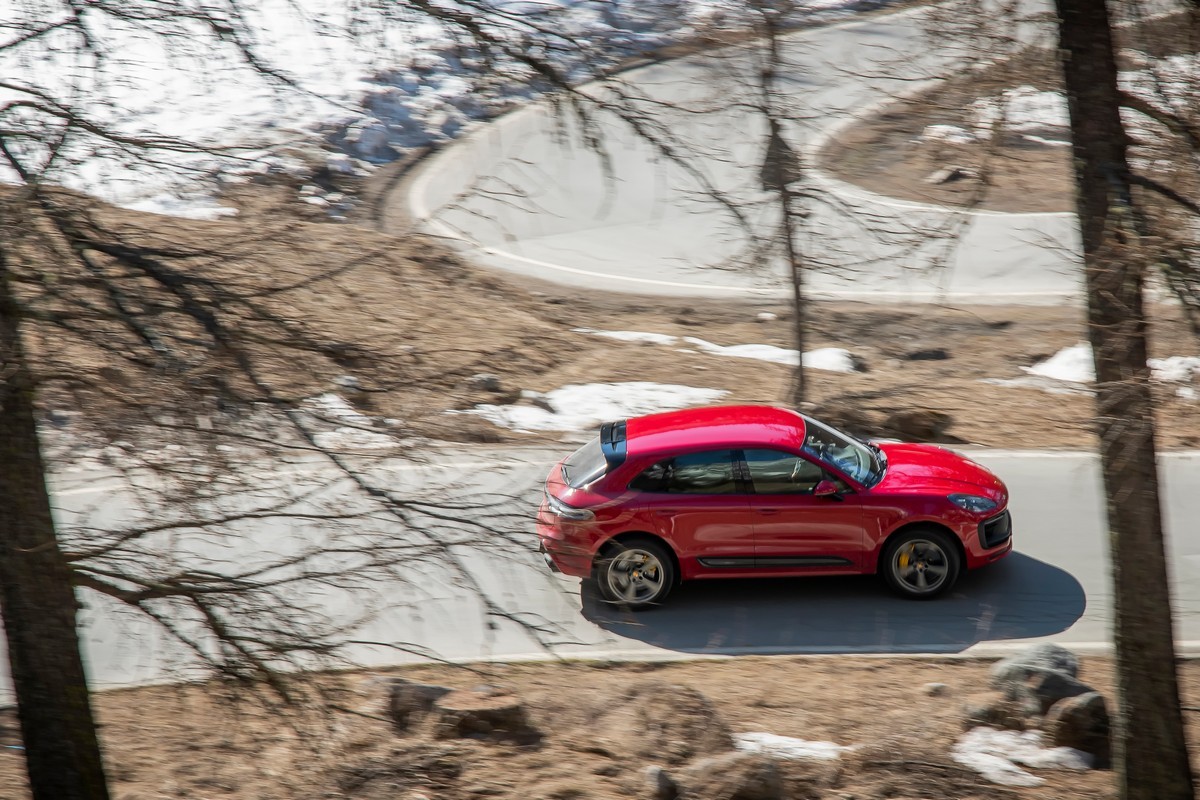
[595,538,676,609]
[881,528,961,599]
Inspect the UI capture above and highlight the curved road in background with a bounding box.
[399,2,1079,302]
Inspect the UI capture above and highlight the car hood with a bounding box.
[874,442,1007,502]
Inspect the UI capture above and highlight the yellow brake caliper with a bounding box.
[898,545,913,569]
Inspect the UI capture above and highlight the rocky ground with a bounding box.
[2,646,1199,800]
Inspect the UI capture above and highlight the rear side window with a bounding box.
[563,437,608,488]
[629,450,738,494]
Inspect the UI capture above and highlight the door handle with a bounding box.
[757,508,781,515]
[653,509,678,516]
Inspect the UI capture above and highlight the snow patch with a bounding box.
[573,328,861,372]
[457,382,728,432]
[1148,356,1200,383]
[979,376,1092,396]
[735,732,853,761]
[920,124,975,144]
[972,87,1070,138]
[303,393,397,450]
[1023,344,1095,384]
[684,336,799,366]
[802,347,860,373]
[571,327,679,345]
[985,345,1200,396]
[952,728,1092,787]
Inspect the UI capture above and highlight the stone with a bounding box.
[923,682,949,697]
[389,679,453,731]
[905,348,950,361]
[588,681,734,766]
[467,373,503,392]
[1022,668,1094,715]
[521,390,556,413]
[1044,692,1110,767]
[808,406,880,441]
[645,765,679,800]
[990,643,1092,714]
[756,312,779,322]
[677,752,783,800]
[431,686,538,741]
[924,166,975,185]
[990,643,1080,682]
[883,409,953,442]
[962,691,1036,731]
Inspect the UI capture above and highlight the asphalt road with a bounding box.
[401,2,1081,303]
[4,448,1196,700]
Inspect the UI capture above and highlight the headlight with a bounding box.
[548,494,595,521]
[948,494,998,513]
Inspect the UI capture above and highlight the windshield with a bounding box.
[562,436,608,488]
[800,416,885,487]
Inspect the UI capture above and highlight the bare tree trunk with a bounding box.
[1053,2,1195,798]
[781,179,806,407]
[0,247,110,800]
[755,6,806,406]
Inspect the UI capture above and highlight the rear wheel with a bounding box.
[882,528,960,599]
[595,538,675,609]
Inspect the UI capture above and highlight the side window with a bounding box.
[628,450,738,494]
[743,449,825,495]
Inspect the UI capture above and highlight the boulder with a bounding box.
[431,685,538,742]
[1044,692,1111,768]
[1022,668,1094,715]
[389,679,453,731]
[588,681,734,766]
[677,752,783,800]
[883,409,953,442]
[644,765,679,800]
[905,348,950,361]
[962,691,1037,732]
[808,405,881,441]
[466,373,503,392]
[990,643,1091,714]
[991,643,1080,681]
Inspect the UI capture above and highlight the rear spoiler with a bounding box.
[599,420,627,471]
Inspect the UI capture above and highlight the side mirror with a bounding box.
[814,480,840,498]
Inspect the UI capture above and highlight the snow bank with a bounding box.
[458,382,728,432]
[573,328,860,372]
[952,727,1092,787]
[735,732,853,761]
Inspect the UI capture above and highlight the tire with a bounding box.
[595,537,676,609]
[881,528,961,599]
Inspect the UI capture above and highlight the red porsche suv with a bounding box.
[537,405,1011,608]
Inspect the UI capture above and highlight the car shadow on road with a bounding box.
[580,552,1085,655]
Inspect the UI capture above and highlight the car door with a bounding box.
[742,448,867,572]
[628,449,756,573]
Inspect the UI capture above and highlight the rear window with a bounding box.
[629,450,738,494]
[562,437,608,488]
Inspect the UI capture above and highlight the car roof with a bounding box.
[623,404,807,458]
